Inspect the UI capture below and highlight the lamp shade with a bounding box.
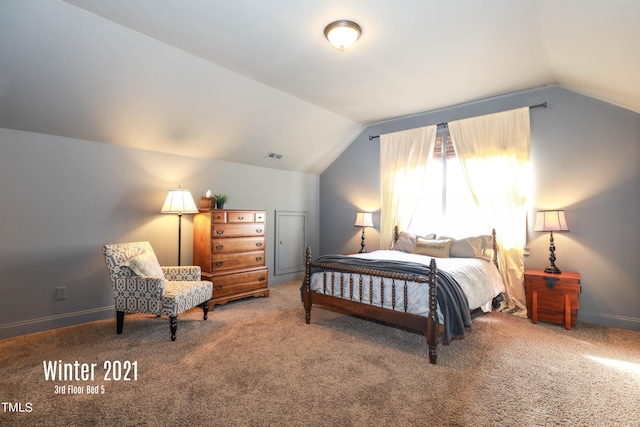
[534,210,569,232]
[354,212,374,228]
[324,20,362,51]
[161,188,199,214]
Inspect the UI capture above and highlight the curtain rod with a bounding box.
[368,101,547,140]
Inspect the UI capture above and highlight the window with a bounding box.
[408,130,487,237]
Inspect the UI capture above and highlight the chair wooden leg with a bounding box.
[169,316,177,341]
[201,301,209,320]
[116,311,125,334]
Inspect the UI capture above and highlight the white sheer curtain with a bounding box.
[448,107,531,310]
[380,125,437,249]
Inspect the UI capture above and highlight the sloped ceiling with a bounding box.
[1,1,639,173]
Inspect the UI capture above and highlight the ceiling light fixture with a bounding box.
[324,20,362,52]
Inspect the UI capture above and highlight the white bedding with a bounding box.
[309,249,505,316]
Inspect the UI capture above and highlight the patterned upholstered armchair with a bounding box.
[102,241,213,341]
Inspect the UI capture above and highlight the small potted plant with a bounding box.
[213,193,228,209]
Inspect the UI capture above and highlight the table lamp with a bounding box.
[534,210,569,274]
[354,212,374,253]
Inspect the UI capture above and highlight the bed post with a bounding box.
[303,247,312,324]
[426,258,442,364]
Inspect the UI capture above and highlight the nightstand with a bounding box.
[524,270,581,330]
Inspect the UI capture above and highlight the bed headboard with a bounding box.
[392,225,499,268]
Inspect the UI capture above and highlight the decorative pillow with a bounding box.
[121,252,165,279]
[392,231,437,253]
[392,231,416,252]
[412,237,453,258]
[449,235,493,260]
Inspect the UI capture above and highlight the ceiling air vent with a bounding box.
[266,152,283,160]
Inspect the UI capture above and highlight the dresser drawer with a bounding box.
[212,223,266,238]
[210,269,268,299]
[212,211,227,223]
[211,251,265,272]
[212,237,265,254]
[226,211,255,223]
[212,210,266,224]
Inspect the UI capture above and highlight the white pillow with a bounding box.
[392,231,416,252]
[392,231,437,253]
[122,252,165,279]
[449,235,493,260]
[412,237,452,258]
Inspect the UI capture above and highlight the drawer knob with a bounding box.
[256,242,263,247]
[215,261,224,266]
[216,230,224,235]
[237,216,244,220]
[215,285,223,290]
[259,277,266,282]
[256,257,262,261]
[256,229,263,233]
[544,276,558,290]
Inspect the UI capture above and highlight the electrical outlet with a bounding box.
[56,286,67,300]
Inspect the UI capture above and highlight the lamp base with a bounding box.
[544,230,561,274]
[359,227,367,253]
[544,265,561,274]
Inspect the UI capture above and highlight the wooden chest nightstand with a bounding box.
[524,270,581,330]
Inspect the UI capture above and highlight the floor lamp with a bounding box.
[161,187,199,265]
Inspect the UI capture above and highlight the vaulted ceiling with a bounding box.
[1,1,638,173]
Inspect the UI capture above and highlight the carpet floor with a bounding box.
[1,281,639,426]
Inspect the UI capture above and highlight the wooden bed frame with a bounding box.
[302,227,498,364]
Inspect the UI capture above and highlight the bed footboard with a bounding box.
[302,247,443,364]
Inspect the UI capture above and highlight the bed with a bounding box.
[302,227,504,364]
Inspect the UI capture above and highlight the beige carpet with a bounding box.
[1,281,639,426]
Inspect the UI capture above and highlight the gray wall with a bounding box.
[0,128,318,339]
[320,86,640,332]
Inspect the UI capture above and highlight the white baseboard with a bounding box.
[0,306,115,340]
[579,311,640,332]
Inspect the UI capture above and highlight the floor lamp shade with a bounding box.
[161,188,199,214]
[161,188,199,265]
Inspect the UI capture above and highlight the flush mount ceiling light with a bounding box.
[324,20,362,52]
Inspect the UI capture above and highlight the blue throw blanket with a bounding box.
[304,254,471,343]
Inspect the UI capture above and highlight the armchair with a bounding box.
[102,241,213,341]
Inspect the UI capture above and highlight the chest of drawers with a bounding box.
[194,209,269,309]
